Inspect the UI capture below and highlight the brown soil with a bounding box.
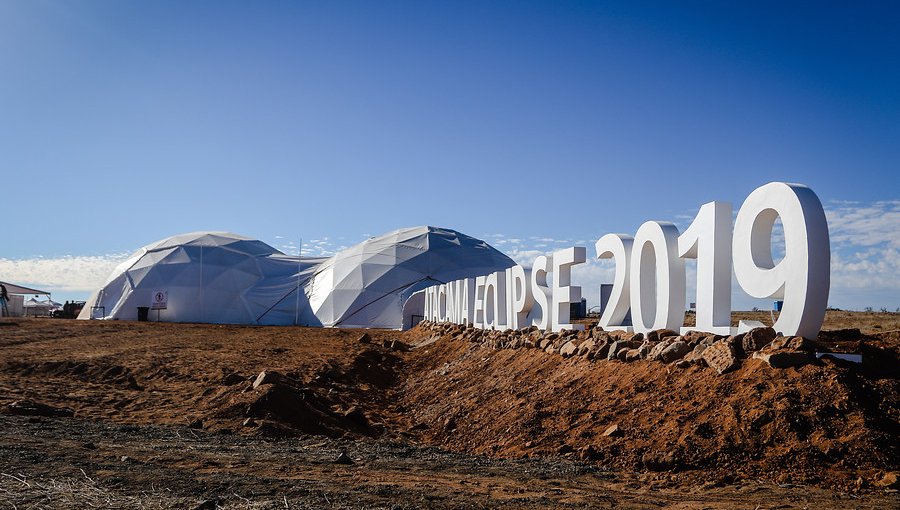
[0,314,898,508]
[686,309,900,335]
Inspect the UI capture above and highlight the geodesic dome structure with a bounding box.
[77,232,323,324]
[305,226,516,328]
[79,227,514,329]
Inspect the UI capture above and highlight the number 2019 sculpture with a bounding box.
[425,182,830,339]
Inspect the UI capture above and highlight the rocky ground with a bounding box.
[0,312,898,508]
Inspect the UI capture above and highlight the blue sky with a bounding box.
[1,1,898,310]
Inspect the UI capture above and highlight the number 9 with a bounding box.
[733,182,830,338]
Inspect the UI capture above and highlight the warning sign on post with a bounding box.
[151,290,168,310]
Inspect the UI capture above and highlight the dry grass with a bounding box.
[0,472,286,510]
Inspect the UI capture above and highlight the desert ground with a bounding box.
[0,311,898,509]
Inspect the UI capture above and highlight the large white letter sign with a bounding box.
[678,201,734,335]
[473,276,487,328]
[446,281,457,322]
[552,247,586,331]
[424,286,433,320]
[508,265,534,329]
[630,221,685,334]
[595,234,633,332]
[419,182,829,339]
[459,278,476,325]
[484,271,507,330]
[437,284,448,321]
[530,255,553,331]
[733,182,830,338]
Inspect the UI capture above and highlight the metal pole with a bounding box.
[200,243,203,323]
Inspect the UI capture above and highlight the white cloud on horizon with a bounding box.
[826,200,900,297]
[0,253,131,295]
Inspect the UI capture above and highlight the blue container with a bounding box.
[773,300,784,312]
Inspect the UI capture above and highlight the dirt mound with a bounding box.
[400,322,899,491]
[199,365,391,438]
[2,360,143,390]
[187,341,406,438]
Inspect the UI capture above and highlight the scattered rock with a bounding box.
[659,340,692,363]
[624,338,645,349]
[702,340,739,374]
[357,333,371,344]
[576,339,595,356]
[742,327,776,353]
[647,329,678,343]
[242,418,257,427]
[389,339,410,352]
[675,359,691,369]
[602,424,622,437]
[609,330,642,343]
[875,471,899,489]
[769,335,814,351]
[593,341,611,360]
[752,350,811,369]
[189,419,204,429]
[648,338,676,361]
[700,334,720,346]
[559,340,578,357]
[728,334,747,358]
[682,330,708,344]
[334,449,354,465]
[591,329,610,342]
[683,344,707,365]
[252,370,284,389]
[624,349,642,362]
[606,341,624,361]
[637,341,652,359]
[556,444,574,454]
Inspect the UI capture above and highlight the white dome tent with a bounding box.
[305,226,516,328]
[78,232,325,324]
[79,227,514,330]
